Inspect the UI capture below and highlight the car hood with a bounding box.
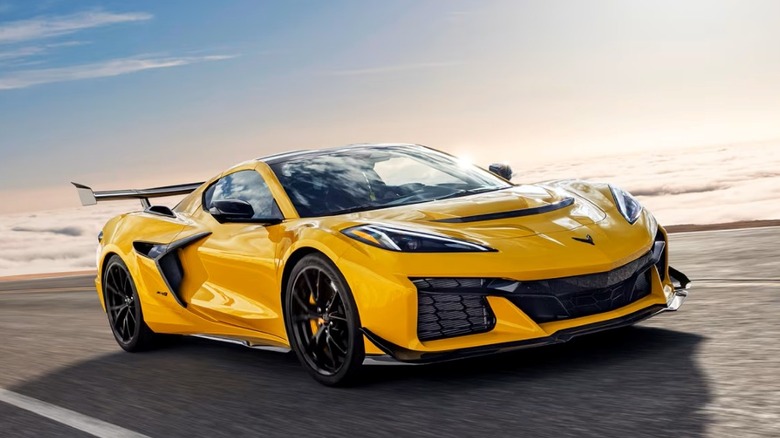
[343,184,607,240]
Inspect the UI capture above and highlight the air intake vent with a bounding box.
[655,230,667,281]
[416,292,495,341]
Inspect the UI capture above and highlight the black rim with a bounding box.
[105,263,138,344]
[290,266,351,376]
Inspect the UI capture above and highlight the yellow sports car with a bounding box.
[73,144,690,386]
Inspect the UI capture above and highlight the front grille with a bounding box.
[411,237,666,335]
[506,248,660,323]
[507,269,652,323]
[416,293,495,341]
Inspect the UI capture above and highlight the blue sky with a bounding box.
[1,0,780,212]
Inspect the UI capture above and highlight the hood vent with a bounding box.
[433,197,575,224]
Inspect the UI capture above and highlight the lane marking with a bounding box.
[698,404,780,421]
[0,288,94,294]
[0,388,150,438]
[669,225,780,236]
[695,278,780,282]
[694,281,780,288]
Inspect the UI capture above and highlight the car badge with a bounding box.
[572,234,595,245]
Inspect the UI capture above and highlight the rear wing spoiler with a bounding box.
[71,182,205,208]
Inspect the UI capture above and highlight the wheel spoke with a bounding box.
[302,270,316,298]
[327,333,347,355]
[114,307,127,324]
[322,338,336,368]
[114,305,128,321]
[292,291,315,313]
[110,306,126,320]
[328,314,348,323]
[122,314,130,340]
[307,326,325,354]
[107,269,118,292]
[106,285,123,298]
[115,311,126,337]
[315,326,326,347]
[326,291,341,313]
[112,269,123,294]
[294,312,320,323]
[126,311,136,335]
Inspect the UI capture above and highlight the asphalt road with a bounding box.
[1,228,779,438]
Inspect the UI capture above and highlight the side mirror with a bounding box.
[488,163,513,181]
[209,199,255,221]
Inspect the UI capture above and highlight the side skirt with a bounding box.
[189,334,291,353]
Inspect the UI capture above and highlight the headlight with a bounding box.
[342,225,495,252]
[609,185,642,224]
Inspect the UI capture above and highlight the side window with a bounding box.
[203,170,281,220]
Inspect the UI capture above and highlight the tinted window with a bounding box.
[203,170,281,220]
[270,146,511,217]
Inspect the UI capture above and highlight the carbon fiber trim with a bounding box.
[433,197,575,223]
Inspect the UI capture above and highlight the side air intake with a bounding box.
[133,232,211,307]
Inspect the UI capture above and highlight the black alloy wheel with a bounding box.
[103,255,157,351]
[285,253,364,386]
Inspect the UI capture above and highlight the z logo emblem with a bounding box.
[572,234,595,245]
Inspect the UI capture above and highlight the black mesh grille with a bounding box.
[417,293,495,341]
[507,258,655,324]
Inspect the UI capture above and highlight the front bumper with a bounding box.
[363,267,691,364]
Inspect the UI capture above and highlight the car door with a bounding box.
[183,165,286,336]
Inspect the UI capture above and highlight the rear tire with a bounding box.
[103,255,158,352]
[284,253,365,386]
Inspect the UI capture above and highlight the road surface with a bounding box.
[1,227,778,437]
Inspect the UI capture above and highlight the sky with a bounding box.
[0,0,779,276]
[1,0,780,213]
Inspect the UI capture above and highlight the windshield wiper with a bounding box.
[435,187,504,201]
[325,205,382,216]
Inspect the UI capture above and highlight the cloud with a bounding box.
[0,41,87,63]
[0,11,151,44]
[11,226,83,236]
[45,40,89,48]
[518,140,780,226]
[0,202,131,276]
[1,141,779,277]
[0,45,45,61]
[324,61,460,76]
[0,54,237,90]
[629,182,729,197]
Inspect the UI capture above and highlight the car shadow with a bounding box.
[12,326,709,438]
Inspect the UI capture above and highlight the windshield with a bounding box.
[269,146,512,217]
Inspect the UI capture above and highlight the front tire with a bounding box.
[103,255,157,352]
[284,254,365,386]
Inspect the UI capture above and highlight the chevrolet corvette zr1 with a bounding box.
[73,144,690,386]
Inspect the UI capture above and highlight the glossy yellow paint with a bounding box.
[94,159,675,358]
